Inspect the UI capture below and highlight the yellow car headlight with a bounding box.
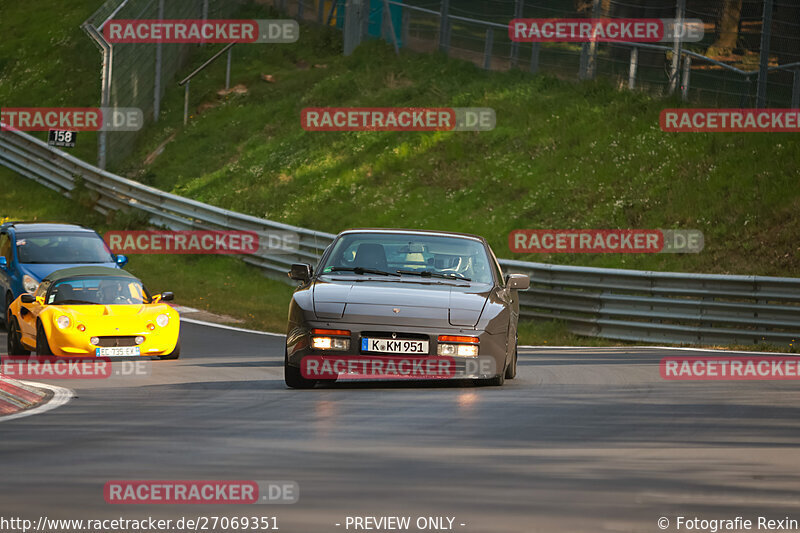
[55,315,71,329]
[156,314,169,327]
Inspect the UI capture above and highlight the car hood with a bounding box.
[23,262,119,281]
[312,278,491,328]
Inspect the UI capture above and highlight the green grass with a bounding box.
[117,11,800,278]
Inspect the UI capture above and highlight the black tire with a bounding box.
[6,317,30,356]
[159,339,181,360]
[1,291,11,331]
[284,349,316,389]
[35,322,53,356]
[505,337,518,380]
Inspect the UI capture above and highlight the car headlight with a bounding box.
[437,335,479,357]
[311,329,350,351]
[55,315,71,329]
[23,275,38,294]
[156,314,169,327]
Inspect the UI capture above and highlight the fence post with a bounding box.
[668,0,685,94]
[483,29,493,70]
[184,81,190,125]
[225,46,232,89]
[793,69,800,109]
[383,0,400,55]
[756,0,773,108]
[510,0,523,67]
[578,43,589,79]
[317,0,324,23]
[530,42,539,74]
[628,47,638,89]
[297,0,304,19]
[586,0,600,79]
[438,0,450,54]
[343,0,365,55]
[681,54,691,101]
[402,10,409,47]
[740,76,753,107]
[153,0,165,122]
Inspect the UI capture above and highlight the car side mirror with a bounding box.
[288,263,312,282]
[0,256,7,269]
[506,273,530,290]
[115,254,129,267]
[20,293,36,304]
[160,291,174,302]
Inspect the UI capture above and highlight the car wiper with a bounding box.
[396,269,471,281]
[329,267,400,277]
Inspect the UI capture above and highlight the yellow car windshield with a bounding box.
[48,277,146,305]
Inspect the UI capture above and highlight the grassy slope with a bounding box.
[120,7,800,277]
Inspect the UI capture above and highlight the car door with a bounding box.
[489,247,518,359]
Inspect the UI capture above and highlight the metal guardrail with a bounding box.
[1,126,799,346]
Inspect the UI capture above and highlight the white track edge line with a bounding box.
[519,345,794,356]
[0,381,73,422]
[180,317,285,337]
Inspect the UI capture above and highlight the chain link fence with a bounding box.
[82,0,246,169]
[279,0,800,107]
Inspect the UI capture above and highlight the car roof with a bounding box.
[338,228,487,243]
[44,266,137,283]
[3,222,96,234]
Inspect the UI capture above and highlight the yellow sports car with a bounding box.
[6,266,180,359]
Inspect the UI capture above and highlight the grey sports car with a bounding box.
[284,229,529,388]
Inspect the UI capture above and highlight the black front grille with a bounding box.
[96,336,138,347]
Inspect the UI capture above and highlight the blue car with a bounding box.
[0,222,128,328]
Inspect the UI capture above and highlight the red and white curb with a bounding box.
[0,374,72,422]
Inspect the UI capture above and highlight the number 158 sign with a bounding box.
[48,129,76,147]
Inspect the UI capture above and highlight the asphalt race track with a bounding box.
[2,321,799,533]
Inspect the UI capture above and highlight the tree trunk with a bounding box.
[707,0,743,55]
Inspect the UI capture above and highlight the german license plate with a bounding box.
[361,338,428,354]
[95,346,140,357]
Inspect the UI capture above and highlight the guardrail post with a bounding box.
[510,0,523,67]
[585,0,600,79]
[668,0,686,95]
[318,0,325,23]
[483,29,493,70]
[183,81,190,125]
[793,69,800,109]
[530,42,539,74]
[628,47,638,89]
[297,0,304,19]
[438,0,450,54]
[681,54,691,101]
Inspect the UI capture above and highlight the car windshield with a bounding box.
[320,233,494,284]
[48,277,146,305]
[16,232,114,264]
